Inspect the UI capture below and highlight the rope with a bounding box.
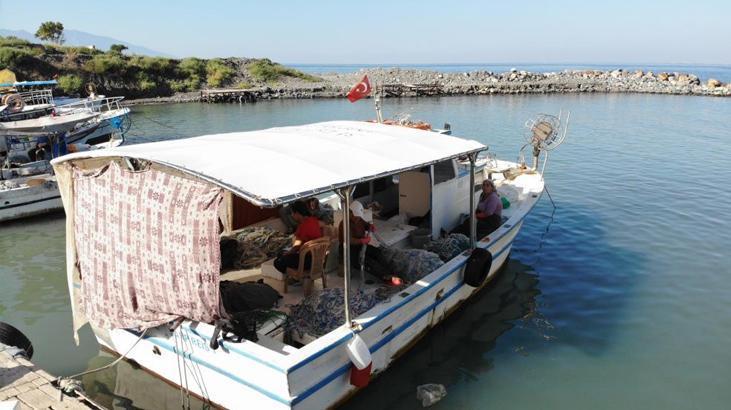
[544,184,557,210]
[54,328,148,400]
[136,111,179,131]
[529,187,557,266]
[173,330,192,409]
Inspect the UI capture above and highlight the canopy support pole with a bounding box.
[337,186,354,327]
[469,153,477,248]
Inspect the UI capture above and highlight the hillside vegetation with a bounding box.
[0,36,320,98]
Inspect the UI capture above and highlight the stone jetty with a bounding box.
[124,68,731,105]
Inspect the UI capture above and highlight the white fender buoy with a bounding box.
[346,333,372,387]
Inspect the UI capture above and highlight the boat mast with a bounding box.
[338,186,354,326]
[374,82,383,123]
[468,153,477,248]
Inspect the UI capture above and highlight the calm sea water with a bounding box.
[290,63,731,82]
[1,93,730,409]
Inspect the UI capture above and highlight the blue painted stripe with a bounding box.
[288,333,353,373]
[184,324,287,373]
[125,331,293,405]
[291,363,351,405]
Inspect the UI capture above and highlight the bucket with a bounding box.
[409,228,431,248]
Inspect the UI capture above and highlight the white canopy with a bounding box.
[52,121,486,206]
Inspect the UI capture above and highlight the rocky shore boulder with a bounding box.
[707,78,722,89]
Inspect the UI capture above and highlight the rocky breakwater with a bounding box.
[320,68,731,98]
[125,67,731,105]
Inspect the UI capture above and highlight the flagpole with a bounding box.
[374,80,383,123]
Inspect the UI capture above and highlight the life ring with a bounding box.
[5,94,25,113]
[0,321,34,359]
[463,247,493,287]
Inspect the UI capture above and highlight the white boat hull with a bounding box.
[0,176,62,222]
[91,166,544,409]
[0,111,99,133]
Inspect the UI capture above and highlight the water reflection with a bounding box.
[82,352,208,410]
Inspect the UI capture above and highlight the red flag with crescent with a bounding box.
[347,75,372,102]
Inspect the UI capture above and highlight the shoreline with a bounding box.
[122,68,731,106]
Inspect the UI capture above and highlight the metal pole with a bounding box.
[469,153,477,248]
[339,187,353,326]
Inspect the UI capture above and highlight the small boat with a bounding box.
[1,79,130,143]
[0,128,125,223]
[51,118,566,409]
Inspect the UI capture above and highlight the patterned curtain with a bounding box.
[73,162,223,329]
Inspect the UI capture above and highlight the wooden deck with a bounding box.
[0,349,98,409]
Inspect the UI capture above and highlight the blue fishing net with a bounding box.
[287,288,378,337]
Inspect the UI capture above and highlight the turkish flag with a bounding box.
[347,75,372,102]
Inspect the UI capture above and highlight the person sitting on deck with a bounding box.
[451,179,503,238]
[339,201,397,283]
[274,200,323,274]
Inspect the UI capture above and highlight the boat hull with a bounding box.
[90,169,543,409]
[0,177,62,222]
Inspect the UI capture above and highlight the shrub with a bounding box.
[0,36,32,48]
[139,79,157,91]
[248,58,319,83]
[131,56,173,75]
[57,74,84,94]
[0,47,35,70]
[169,79,188,92]
[236,82,252,89]
[206,59,235,88]
[85,54,126,75]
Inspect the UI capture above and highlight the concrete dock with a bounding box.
[0,349,97,410]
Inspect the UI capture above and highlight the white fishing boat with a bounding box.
[0,129,125,223]
[51,117,567,409]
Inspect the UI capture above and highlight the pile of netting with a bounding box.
[231,226,292,269]
[382,248,444,282]
[423,233,471,261]
[287,288,379,337]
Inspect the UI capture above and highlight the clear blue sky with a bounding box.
[1,0,729,64]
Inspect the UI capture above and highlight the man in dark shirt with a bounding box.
[339,201,393,282]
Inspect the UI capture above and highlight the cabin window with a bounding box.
[433,160,456,184]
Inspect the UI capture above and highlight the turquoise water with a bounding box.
[1,94,730,409]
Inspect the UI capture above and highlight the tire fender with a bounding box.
[0,321,34,359]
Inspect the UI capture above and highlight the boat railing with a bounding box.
[55,96,126,115]
[17,89,55,107]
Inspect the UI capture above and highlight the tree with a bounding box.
[35,21,65,45]
[109,44,128,55]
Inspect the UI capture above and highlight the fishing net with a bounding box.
[287,288,379,337]
[230,226,292,269]
[423,233,471,261]
[382,248,444,283]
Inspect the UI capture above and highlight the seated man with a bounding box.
[339,201,395,283]
[451,179,503,238]
[274,200,323,274]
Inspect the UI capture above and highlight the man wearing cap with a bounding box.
[339,201,394,283]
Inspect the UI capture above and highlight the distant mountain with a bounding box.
[0,28,172,57]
